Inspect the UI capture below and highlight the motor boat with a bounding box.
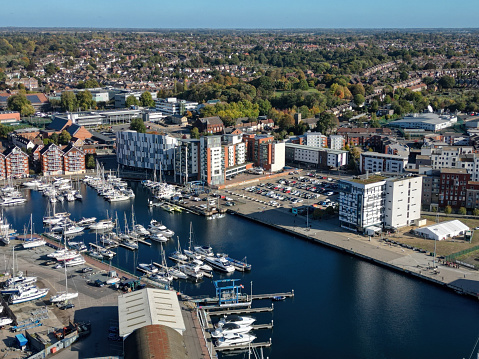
[169,250,188,262]
[194,245,215,257]
[178,263,204,281]
[168,266,188,280]
[63,256,86,267]
[55,251,81,262]
[203,256,235,273]
[5,276,37,288]
[184,248,202,261]
[63,225,85,236]
[47,248,70,258]
[137,263,158,274]
[216,315,256,328]
[0,283,36,295]
[149,232,168,243]
[215,333,256,347]
[68,242,88,252]
[89,219,115,231]
[76,217,97,226]
[9,287,49,304]
[0,197,27,206]
[210,323,252,338]
[150,272,173,285]
[133,224,149,236]
[148,220,174,237]
[191,259,213,272]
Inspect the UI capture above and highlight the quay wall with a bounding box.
[229,209,479,301]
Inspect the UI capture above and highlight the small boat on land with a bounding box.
[9,287,49,304]
[0,317,13,326]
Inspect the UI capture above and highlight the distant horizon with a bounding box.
[1,0,476,29]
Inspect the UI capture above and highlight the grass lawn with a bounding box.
[388,215,479,258]
[273,88,320,97]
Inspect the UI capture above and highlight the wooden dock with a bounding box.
[205,306,274,315]
[136,238,151,246]
[250,290,294,300]
[214,340,272,352]
[252,322,274,330]
[118,242,137,251]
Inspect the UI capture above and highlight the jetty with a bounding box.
[214,339,272,352]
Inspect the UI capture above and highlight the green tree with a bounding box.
[444,205,452,215]
[140,92,155,107]
[353,94,365,107]
[315,113,338,134]
[126,95,140,108]
[85,154,96,169]
[61,91,78,112]
[191,127,200,139]
[458,207,467,215]
[59,130,71,145]
[438,76,455,89]
[76,90,94,110]
[7,94,34,116]
[130,118,146,133]
[473,208,479,217]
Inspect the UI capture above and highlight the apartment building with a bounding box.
[438,168,470,208]
[384,175,422,229]
[62,145,86,175]
[304,132,328,148]
[285,144,348,169]
[4,146,29,179]
[116,131,178,173]
[328,135,345,150]
[360,152,408,174]
[339,174,422,232]
[174,139,200,184]
[40,144,64,176]
[222,134,248,179]
[243,134,285,172]
[200,136,224,186]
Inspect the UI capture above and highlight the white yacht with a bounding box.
[194,245,215,257]
[10,287,49,304]
[169,266,188,280]
[0,197,26,206]
[178,263,204,281]
[89,219,115,231]
[63,225,85,236]
[217,315,256,328]
[50,265,78,303]
[137,263,158,274]
[47,248,70,258]
[22,179,43,188]
[55,251,81,262]
[203,256,235,273]
[23,238,46,249]
[215,333,256,347]
[211,323,252,338]
[133,224,149,236]
[148,220,174,237]
[149,232,168,243]
[77,217,97,226]
[63,256,86,267]
[191,259,213,272]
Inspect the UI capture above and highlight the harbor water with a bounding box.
[4,182,479,358]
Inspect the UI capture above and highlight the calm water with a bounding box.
[5,182,479,358]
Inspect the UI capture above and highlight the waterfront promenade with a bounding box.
[227,191,479,298]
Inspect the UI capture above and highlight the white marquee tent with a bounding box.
[414,220,469,241]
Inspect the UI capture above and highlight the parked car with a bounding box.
[82,267,93,273]
[60,303,75,310]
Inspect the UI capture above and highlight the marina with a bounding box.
[0,179,477,358]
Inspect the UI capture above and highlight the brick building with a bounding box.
[438,168,470,208]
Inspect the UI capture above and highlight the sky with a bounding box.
[1,0,478,29]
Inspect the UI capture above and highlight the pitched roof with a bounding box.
[47,117,71,131]
[4,146,27,157]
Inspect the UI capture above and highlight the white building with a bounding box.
[270,141,286,172]
[200,136,224,186]
[360,152,408,174]
[329,135,345,150]
[339,174,423,231]
[384,175,423,229]
[285,144,348,169]
[305,132,327,148]
[155,97,198,116]
[116,131,178,171]
[174,139,200,184]
[391,113,457,132]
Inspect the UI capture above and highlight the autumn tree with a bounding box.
[7,94,34,116]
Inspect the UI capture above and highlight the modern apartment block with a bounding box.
[116,131,178,172]
[328,135,345,150]
[360,152,408,174]
[438,168,470,208]
[285,144,348,169]
[222,134,248,179]
[200,136,224,186]
[339,174,422,232]
[244,134,285,172]
[62,145,86,175]
[384,175,422,228]
[40,144,64,176]
[4,146,29,179]
[304,132,328,148]
[174,139,200,184]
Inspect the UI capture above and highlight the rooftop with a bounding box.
[348,174,387,184]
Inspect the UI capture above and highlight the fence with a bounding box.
[445,245,479,268]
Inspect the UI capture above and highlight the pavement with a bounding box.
[223,188,479,298]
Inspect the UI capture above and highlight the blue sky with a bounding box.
[1,0,477,28]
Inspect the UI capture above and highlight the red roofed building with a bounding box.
[4,146,29,178]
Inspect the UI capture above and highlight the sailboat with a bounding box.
[169,237,188,262]
[50,263,78,303]
[22,214,46,249]
[184,222,201,260]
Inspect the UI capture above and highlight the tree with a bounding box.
[438,76,455,89]
[316,112,338,134]
[61,91,78,112]
[191,127,200,139]
[7,94,34,116]
[126,95,140,108]
[444,205,452,215]
[86,154,96,169]
[59,130,71,145]
[459,207,467,215]
[130,118,146,133]
[140,92,155,107]
[473,208,479,217]
[353,94,365,107]
[76,90,94,111]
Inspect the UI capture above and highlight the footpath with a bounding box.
[228,192,479,299]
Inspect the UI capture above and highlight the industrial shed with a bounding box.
[118,288,185,338]
[414,220,469,241]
